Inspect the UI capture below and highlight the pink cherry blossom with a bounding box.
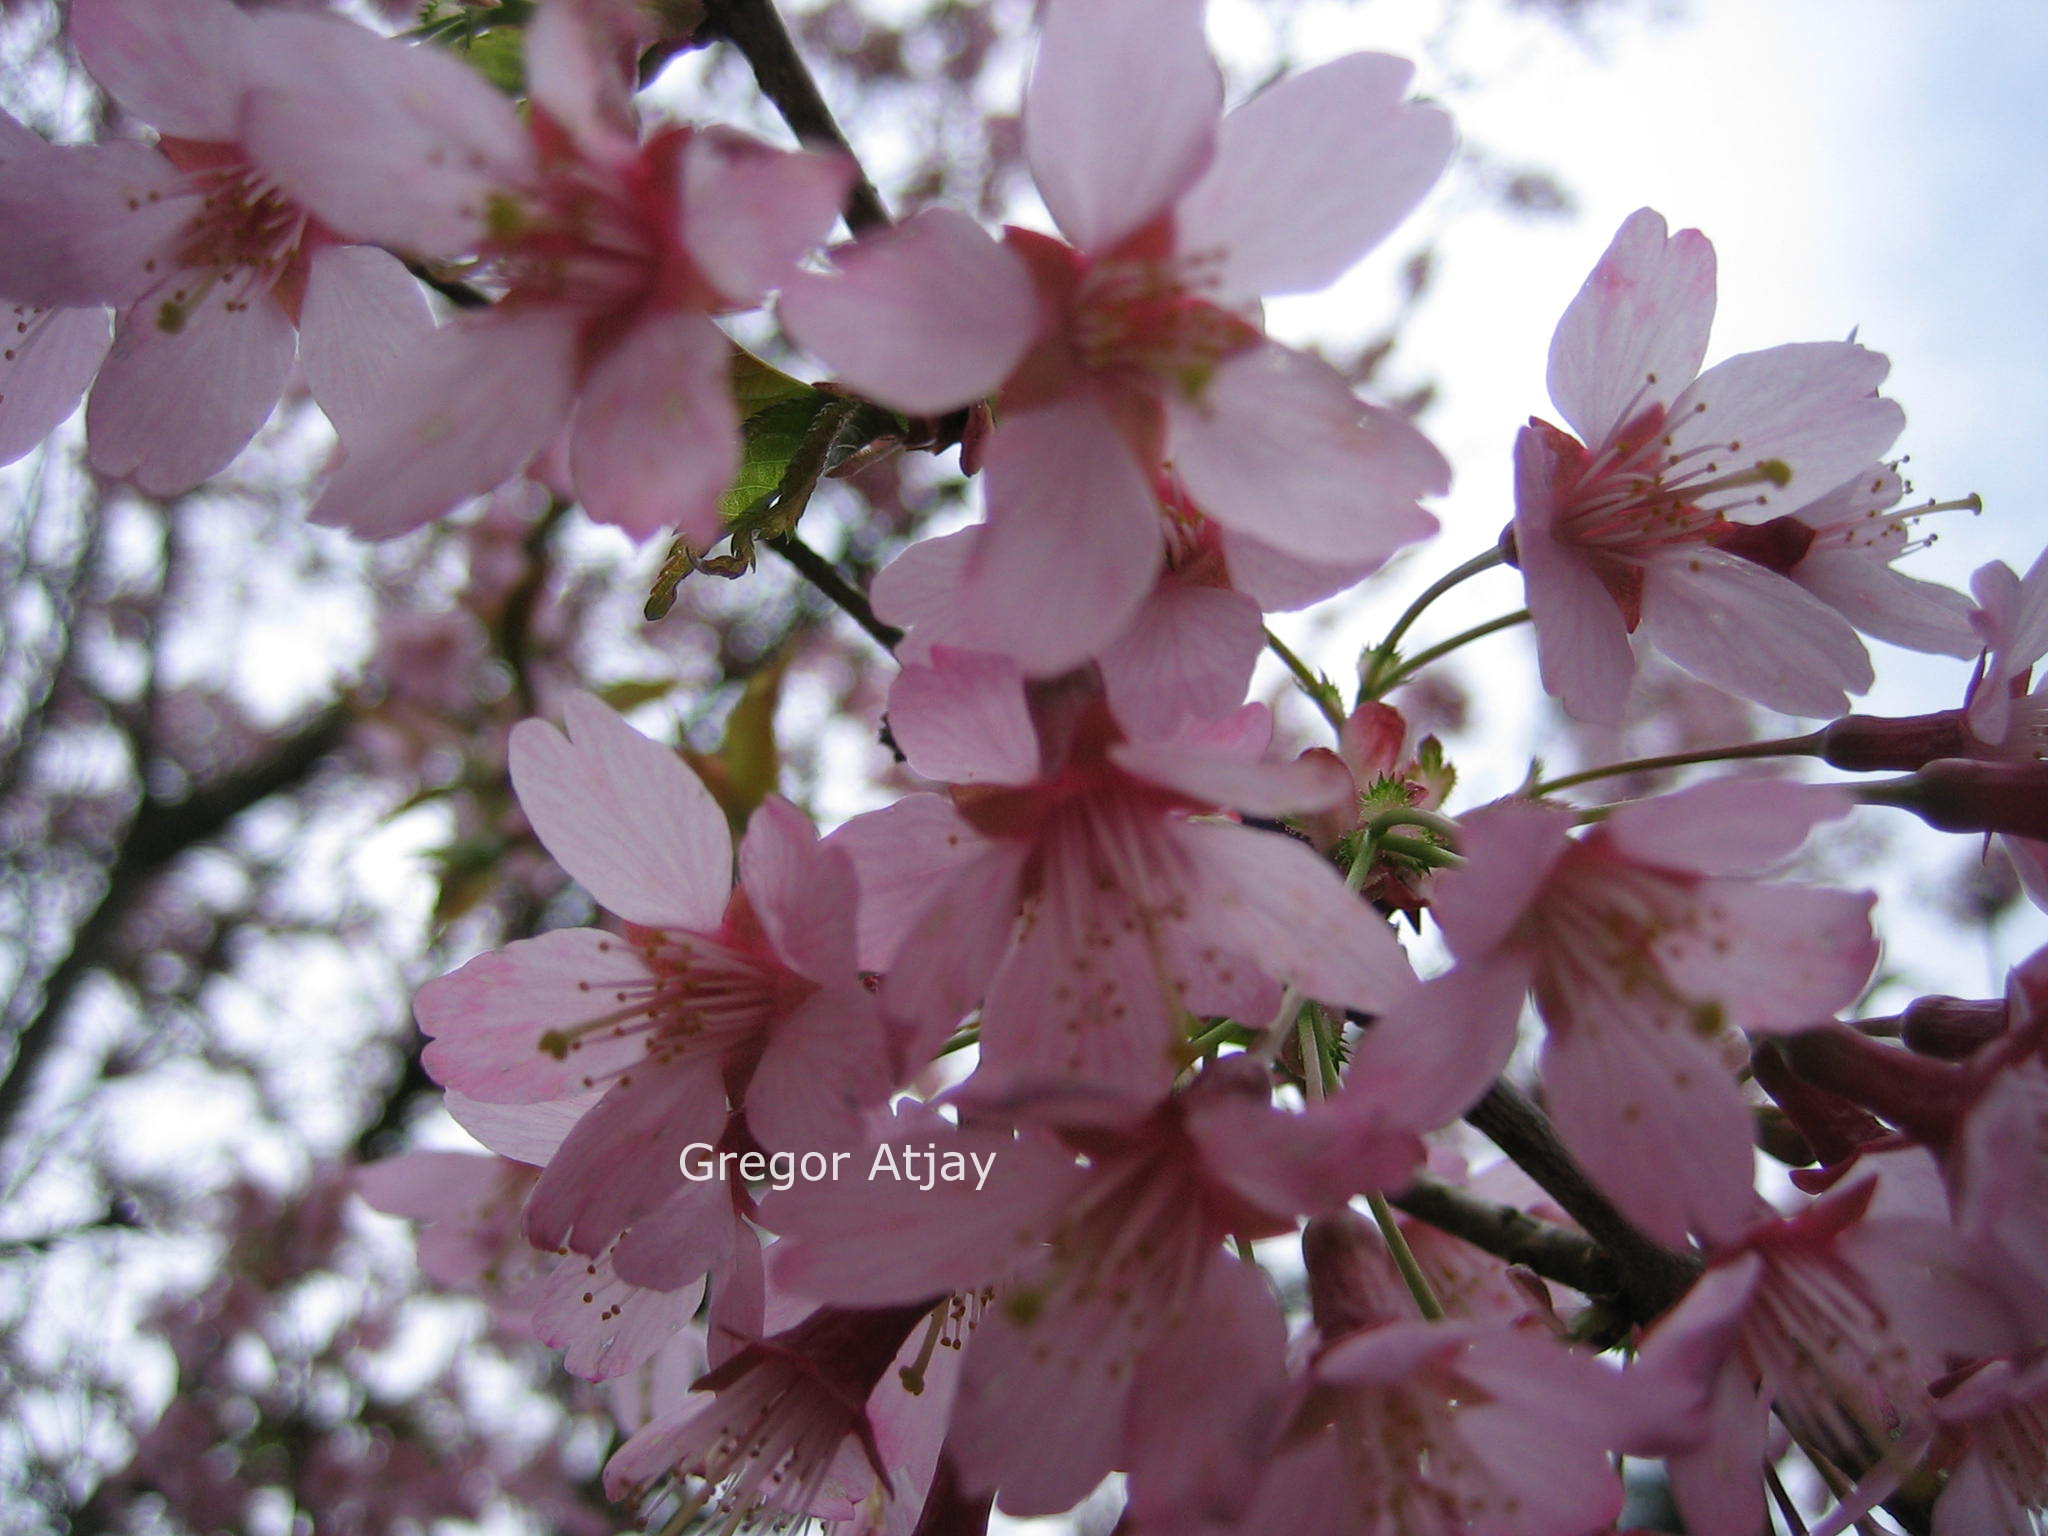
[1710,461,1979,659]
[1930,1350,2048,1535]
[415,694,894,1256]
[1635,1174,2013,1536]
[782,0,1452,671]
[765,1064,1416,1520]
[603,1300,939,1530]
[1371,780,1879,1247]
[240,0,851,542]
[0,0,433,492]
[1514,208,1908,723]
[827,654,1414,1098]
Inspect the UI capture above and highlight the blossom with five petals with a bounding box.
[1513,207,1909,722]
[782,0,1453,672]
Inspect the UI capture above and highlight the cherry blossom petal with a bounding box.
[1169,342,1445,565]
[1603,778,1850,877]
[1175,819,1414,1009]
[535,1247,704,1381]
[870,525,974,642]
[955,395,1163,673]
[1514,421,1639,724]
[0,139,191,309]
[70,0,250,143]
[762,1126,1084,1305]
[1098,581,1264,736]
[681,129,853,306]
[87,279,294,495]
[1427,800,1574,961]
[1217,525,1373,611]
[568,308,736,544]
[971,873,1188,1099]
[1793,546,1979,658]
[0,305,110,465]
[523,0,645,161]
[509,692,733,932]
[825,793,998,970]
[1640,547,1874,716]
[1543,1004,1759,1248]
[309,306,578,539]
[780,208,1038,414]
[886,648,1040,786]
[1653,880,1877,1032]
[1668,342,1906,524]
[417,928,655,1102]
[1342,953,1533,1130]
[1546,208,1716,448]
[1123,1254,1290,1525]
[1108,739,1352,818]
[525,1058,727,1254]
[881,844,1031,1062]
[952,1284,1147,1515]
[610,1179,741,1291]
[243,13,532,255]
[747,989,895,1155]
[445,1089,604,1165]
[297,242,434,445]
[1024,0,1219,254]
[1176,53,1452,304]
[1666,1358,1769,1536]
[738,796,857,984]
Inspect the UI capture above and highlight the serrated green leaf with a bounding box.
[721,395,832,522]
[730,348,818,416]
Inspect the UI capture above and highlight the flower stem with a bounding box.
[1265,627,1346,735]
[1368,609,1531,697]
[1367,1190,1447,1321]
[1359,545,1509,699]
[1529,730,1825,797]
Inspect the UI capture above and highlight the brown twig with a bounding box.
[766,533,902,651]
[698,0,891,233]
[1464,1080,1702,1325]
[1389,1171,1623,1302]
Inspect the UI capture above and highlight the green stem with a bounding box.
[1529,730,1825,797]
[1367,1191,1446,1321]
[1265,627,1345,735]
[1360,545,1509,698]
[1369,609,1530,697]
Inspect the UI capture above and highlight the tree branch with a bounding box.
[1389,1171,1623,1302]
[767,533,902,651]
[699,0,891,233]
[1464,1080,1702,1325]
[0,704,353,1158]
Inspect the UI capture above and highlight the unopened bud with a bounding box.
[1774,1023,1977,1148]
[1860,758,2048,840]
[1303,1209,1411,1339]
[1901,994,2009,1060]
[1820,711,1972,772]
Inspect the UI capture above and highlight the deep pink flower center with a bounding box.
[1072,251,1261,393]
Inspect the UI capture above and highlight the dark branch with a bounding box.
[767,533,902,651]
[699,0,891,233]
[1390,1171,1623,1301]
[0,704,353,1158]
[1465,1080,1701,1324]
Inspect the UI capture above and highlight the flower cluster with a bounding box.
[9,0,2048,1532]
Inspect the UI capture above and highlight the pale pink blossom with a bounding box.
[0,0,433,490]
[240,0,851,541]
[415,694,894,1257]
[827,654,1414,1098]
[783,0,1451,671]
[1514,208,1908,723]
[1366,780,1879,1247]
[1636,1175,2015,1536]
[765,1064,1417,1520]
[1711,461,1979,659]
[1930,1350,2048,1535]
